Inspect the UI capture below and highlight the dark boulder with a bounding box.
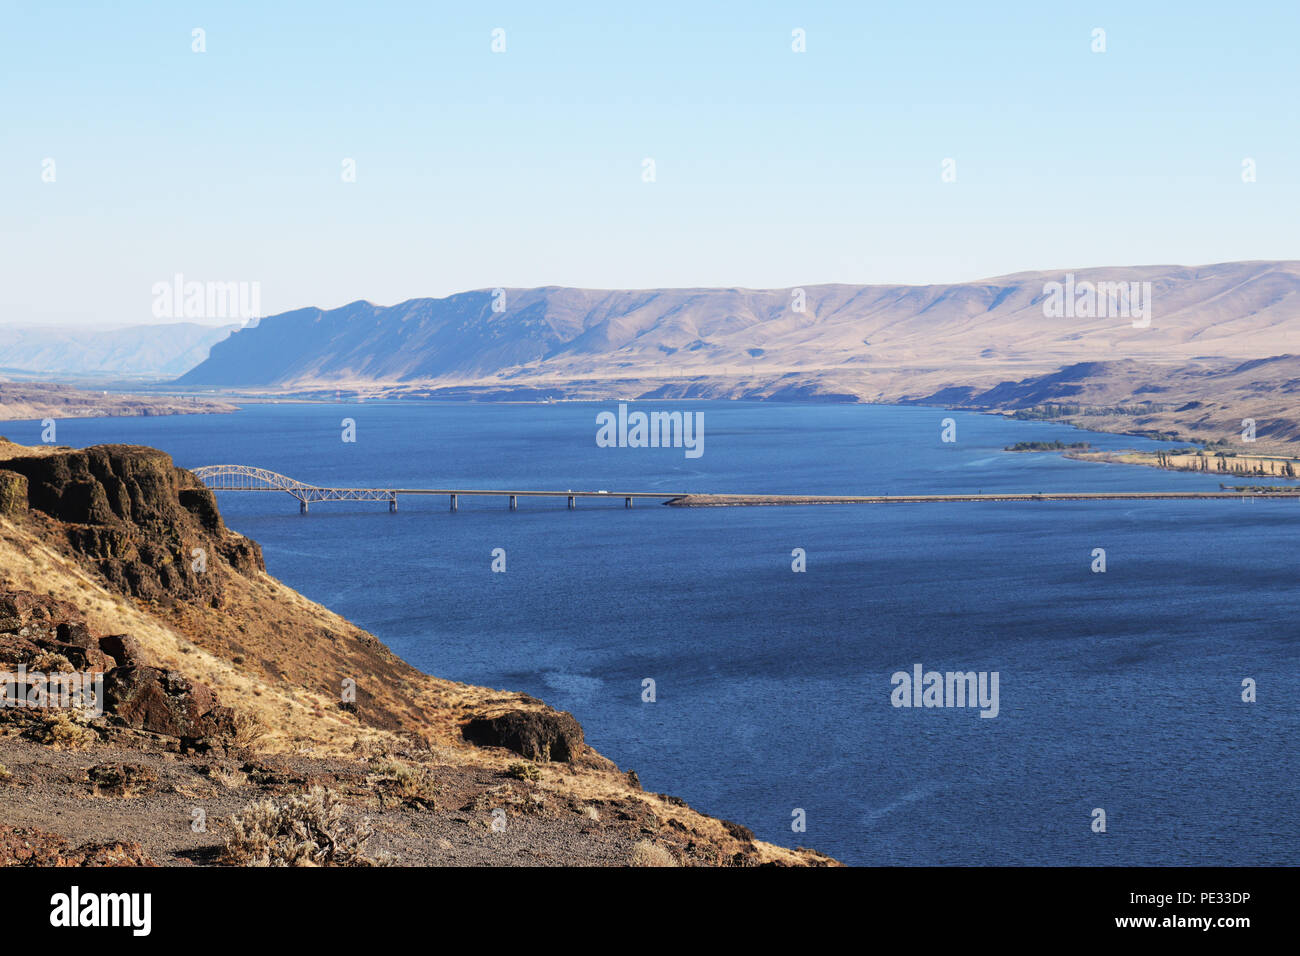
[103,665,235,744]
[0,591,92,668]
[0,590,79,634]
[54,622,114,672]
[98,634,142,668]
[462,708,584,762]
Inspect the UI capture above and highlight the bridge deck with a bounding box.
[198,487,684,499]
[192,465,1300,512]
[667,491,1300,506]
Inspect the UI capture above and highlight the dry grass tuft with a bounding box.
[368,757,438,809]
[629,840,678,867]
[505,761,540,782]
[37,711,95,749]
[209,767,248,789]
[232,710,268,750]
[30,651,73,673]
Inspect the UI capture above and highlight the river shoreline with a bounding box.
[1064,447,1300,480]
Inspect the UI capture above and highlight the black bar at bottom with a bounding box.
[5,865,1280,942]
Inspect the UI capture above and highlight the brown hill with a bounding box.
[172,260,1300,449]
[928,356,1300,451]
[179,261,1300,390]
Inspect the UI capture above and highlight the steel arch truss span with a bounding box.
[191,465,397,507]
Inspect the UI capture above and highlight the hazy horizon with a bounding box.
[9,256,1300,330]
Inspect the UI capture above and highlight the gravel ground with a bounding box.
[0,735,660,867]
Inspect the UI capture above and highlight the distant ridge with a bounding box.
[175,261,1300,395]
[0,322,238,380]
[168,261,1300,450]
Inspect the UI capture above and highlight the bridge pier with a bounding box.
[509,495,517,511]
[389,496,397,513]
[299,500,309,515]
[625,497,633,508]
[567,495,575,510]
[450,493,458,512]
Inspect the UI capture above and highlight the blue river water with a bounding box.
[4,401,1296,865]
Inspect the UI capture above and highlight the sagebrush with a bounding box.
[220,787,383,866]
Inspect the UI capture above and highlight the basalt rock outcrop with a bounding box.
[103,666,235,742]
[0,825,155,867]
[0,590,114,674]
[462,707,585,763]
[0,445,262,604]
[0,588,234,751]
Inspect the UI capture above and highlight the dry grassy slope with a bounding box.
[948,355,1300,453]
[0,439,829,865]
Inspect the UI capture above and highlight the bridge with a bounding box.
[192,464,1300,514]
[191,464,687,513]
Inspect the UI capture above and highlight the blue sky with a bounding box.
[3,1,1297,325]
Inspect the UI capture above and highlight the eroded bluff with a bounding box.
[0,444,262,604]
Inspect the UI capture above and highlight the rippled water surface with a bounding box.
[10,401,1297,865]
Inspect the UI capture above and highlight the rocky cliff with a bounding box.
[1,444,262,605]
